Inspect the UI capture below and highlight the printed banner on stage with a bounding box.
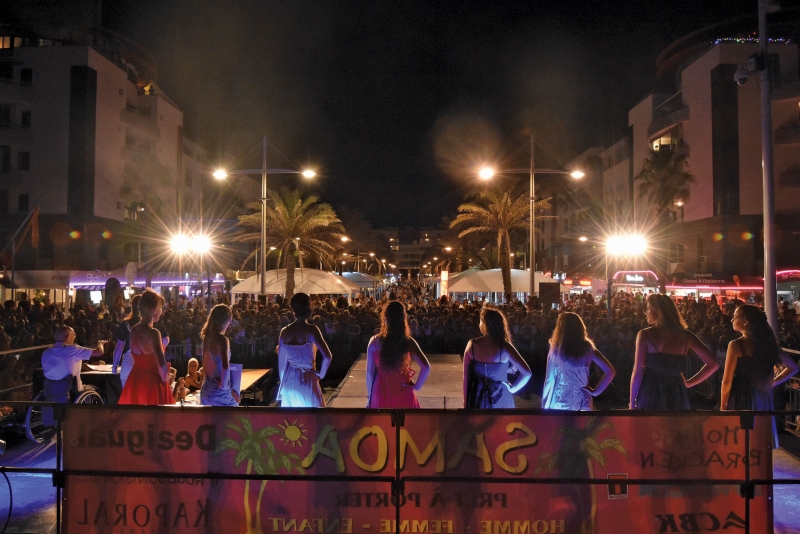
[62,407,773,533]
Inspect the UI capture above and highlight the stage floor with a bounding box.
[326,353,538,409]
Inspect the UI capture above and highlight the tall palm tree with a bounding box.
[635,148,695,220]
[451,188,550,302]
[236,188,344,300]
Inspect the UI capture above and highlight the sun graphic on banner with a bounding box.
[278,419,308,447]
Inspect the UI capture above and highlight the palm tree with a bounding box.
[534,417,625,534]
[236,188,344,300]
[216,417,306,534]
[450,188,551,302]
[635,148,695,220]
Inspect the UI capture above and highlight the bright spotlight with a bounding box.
[192,234,212,254]
[478,167,495,180]
[170,234,191,255]
[213,169,228,180]
[627,234,648,255]
[570,170,585,179]
[302,170,316,179]
[606,233,648,257]
[605,235,627,257]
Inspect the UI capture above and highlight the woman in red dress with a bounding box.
[366,301,430,408]
[118,289,172,405]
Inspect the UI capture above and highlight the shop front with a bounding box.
[777,270,800,303]
[611,270,660,294]
[665,272,763,302]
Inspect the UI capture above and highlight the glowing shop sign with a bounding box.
[625,274,644,282]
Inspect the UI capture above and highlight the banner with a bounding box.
[62,407,772,533]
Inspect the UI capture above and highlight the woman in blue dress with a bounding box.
[542,312,615,410]
[462,306,531,409]
[721,304,798,445]
[200,304,240,407]
[630,294,718,410]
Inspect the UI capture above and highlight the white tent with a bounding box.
[341,272,380,289]
[231,268,360,295]
[447,268,568,294]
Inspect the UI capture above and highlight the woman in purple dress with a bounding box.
[366,301,430,408]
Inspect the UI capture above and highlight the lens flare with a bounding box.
[101,231,112,239]
[69,231,81,239]
[713,233,724,241]
[741,232,753,240]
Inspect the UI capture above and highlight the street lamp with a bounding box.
[171,232,215,310]
[604,233,648,314]
[213,136,316,298]
[478,134,584,301]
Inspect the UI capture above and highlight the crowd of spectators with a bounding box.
[1,281,799,407]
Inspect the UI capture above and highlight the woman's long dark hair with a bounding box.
[379,301,410,370]
[549,312,596,360]
[480,306,510,346]
[124,294,141,325]
[202,304,232,351]
[737,304,780,371]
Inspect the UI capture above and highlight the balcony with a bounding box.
[0,80,34,102]
[775,121,800,145]
[647,105,690,138]
[0,124,32,144]
[773,78,800,101]
[120,108,160,138]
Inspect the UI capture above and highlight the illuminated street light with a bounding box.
[170,234,191,255]
[604,232,649,314]
[570,170,585,179]
[479,167,495,180]
[301,170,316,178]
[578,236,588,242]
[213,169,227,180]
[444,246,452,251]
[341,236,350,242]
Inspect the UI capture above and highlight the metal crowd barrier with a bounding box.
[0,402,797,534]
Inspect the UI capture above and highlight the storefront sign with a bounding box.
[62,407,772,533]
[625,274,643,282]
[777,270,800,283]
[667,272,763,289]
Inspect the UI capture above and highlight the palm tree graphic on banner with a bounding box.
[216,417,308,534]
[534,417,626,534]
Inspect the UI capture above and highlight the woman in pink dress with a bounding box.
[366,301,430,408]
[118,289,172,405]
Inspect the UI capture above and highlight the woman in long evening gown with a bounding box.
[118,289,172,405]
[542,312,615,411]
[630,294,719,410]
[276,293,332,407]
[462,306,531,409]
[111,294,140,387]
[366,301,430,409]
[721,304,798,445]
[200,304,240,407]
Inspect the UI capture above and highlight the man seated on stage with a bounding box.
[41,326,105,401]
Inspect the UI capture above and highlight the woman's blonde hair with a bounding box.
[647,294,686,330]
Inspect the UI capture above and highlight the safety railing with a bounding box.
[0,402,797,534]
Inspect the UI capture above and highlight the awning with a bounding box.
[0,270,71,289]
[231,268,360,295]
[447,268,568,293]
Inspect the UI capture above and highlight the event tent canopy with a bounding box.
[447,268,568,294]
[341,272,381,289]
[231,268,360,295]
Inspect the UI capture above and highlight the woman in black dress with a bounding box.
[630,294,719,410]
[720,304,798,410]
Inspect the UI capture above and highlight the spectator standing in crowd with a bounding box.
[542,312,615,410]
[200,304,240,407]
[276,293,332,407]
[630,294,719,410]
[721,304,798,410]
[111,294,140,387]
[118,289,172,405]
[463,306,531,409]
[367,301,430,408]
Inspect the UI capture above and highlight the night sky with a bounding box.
[103,0,789,228]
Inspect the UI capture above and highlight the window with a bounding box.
[17,152,29,171]
[0,189,7,213]
[668,242,684,264]
[0,105,10,126]
[184,168,193,188]
[0,146,9,173]
[18,193,28,212]
[20,110,31,129]
[0,62,11,80]
[19,68,31,85]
